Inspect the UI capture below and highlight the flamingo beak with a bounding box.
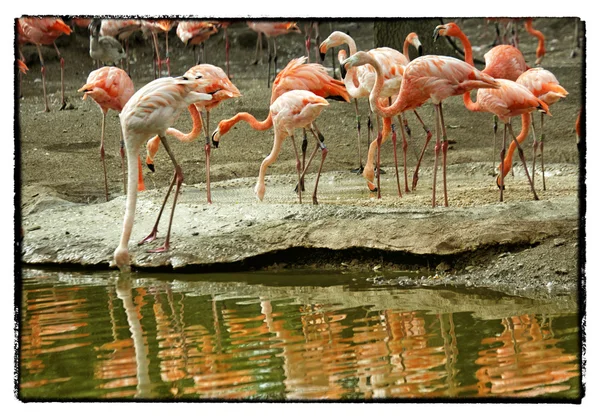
[433,26,442,42]
[147,163,155,173]
[340,63,347,79]
[211,129,220,148]
[417,44,423,57]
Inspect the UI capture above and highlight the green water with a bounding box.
[17,268,582,401]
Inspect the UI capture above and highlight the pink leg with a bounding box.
[499,124,507,202]
[376,131,382,200]
[139,170,177,245]
[100,112,109,201]
[35,45,50,112]
[148,135,184,252]
[411,110,433,191]
[530,114,539,190]
[351,99,364,174]
[204,110,212,204]
[225,27,230,78]
[507,122,539,200]
[53,42,66,110]
[540,113,546,191]
[432,104,442,207]
[438,102,449,207]
[390,122,402,197]
[290,134,303,203]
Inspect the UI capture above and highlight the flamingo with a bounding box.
[175,20,219,65]
[499,68,568,190]
[255,90,330,204]
[144,64,241,204]
[211,56,349,181]
[319,30,426,196]
[342,52,501,207]
[88,19,126,67]
[141,19,176,77]
[17,17,72,112]
[113,72,218,272]
[246,21,302,87]
[99,19,142,73]
[78,66,146,201]
[575,108,582,150]
[462,79,550,202]
[433,21,531,179]
[303,21,320,63]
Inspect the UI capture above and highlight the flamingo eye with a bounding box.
[196,75,203,79]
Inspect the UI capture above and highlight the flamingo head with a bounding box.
[341,51,373,73]
[433,22,461,41]
[407,32,423,56]
[319,31,350,61]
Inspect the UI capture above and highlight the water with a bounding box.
[17,268,581,401]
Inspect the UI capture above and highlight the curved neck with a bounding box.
[337,32,358,55]
[452,28,474,66]
[501,113,531,177]
[165,104,203,142]
[362,55,406,118]
[218,111,273,136]
[462,91,480,112]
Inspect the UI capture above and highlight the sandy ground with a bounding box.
[17,18,584,300]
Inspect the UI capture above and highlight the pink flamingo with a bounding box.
[433,21,531,178]
[319,30,426,195]
[114,72,220,271]
[523,18,546,66]
[255,90,330,204]
[176,20,219,65]
[141,19,176,77]
[212,56,349,184]
[462,79,550,201]
[17,17,72,112]
[246,21,302,87]
[144,64,241,204]
[78,66,146,201]
[343,51,501,207]
[498,68,568,190]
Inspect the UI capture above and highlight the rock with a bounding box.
[436,262,451,272]
[554,238,566,247]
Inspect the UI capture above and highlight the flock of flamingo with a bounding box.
[16,17,577,272]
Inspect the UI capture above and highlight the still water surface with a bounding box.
[18,268,581,401]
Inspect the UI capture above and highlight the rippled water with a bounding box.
[17,268,582,401]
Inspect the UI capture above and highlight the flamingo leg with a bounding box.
[225,27,230,78]
[52,42,67,110]
[439,103,449,207]
[148,135,184,252]
[307,127,328,205]
[289,134,303,203]
[432,104,442,207]
[267,37,272,88]
[351,98,364,174]
[204,110,212,204]
[493,115,498,171]
[100,111,109,201]
[151,32,161,78]
[35,44,50,112]
[499,124,507,202]
[540,113,546,191]
[507,121,539,200]
[411,110,433,191]
[399,113,410,193]
[390,121,402,197]
[530,113,539,190]
[314,23,321,64]
[165,31,171,76]
[252,31,262,65]
[139,170,176,245]
[273,38,278,79]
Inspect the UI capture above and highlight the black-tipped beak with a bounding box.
[147,163,155,173]
[496,177,505,190]
[417,45,423,57]
[319,51,326,62]
[211,131,219,148]
[340,63,347,79]
[433,27,441,42]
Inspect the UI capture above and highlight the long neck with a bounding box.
[524,20,545,59]
[218,111,273,136]
[337,32,358,55]
[115,133,141,270]
[364,56,407,118]
[165,104,203,142]
[455,29,474,66]
[500,113,531,177]
[462,91,480,112]
[402,39,411,59]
